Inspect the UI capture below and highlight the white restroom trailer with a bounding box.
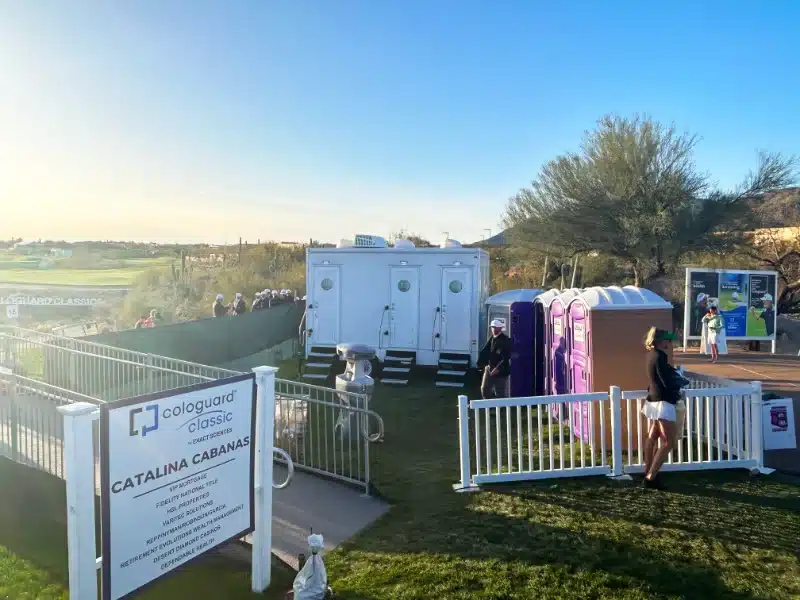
[303,236,490,384]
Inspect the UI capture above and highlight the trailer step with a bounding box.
[380,378,409,385]
[437,369,466,376]
[435,381,465,388]
[305,362,332,369]
[384,356,414,364]
[439,358,469,366]
[301,373,329,380]
[309,351,336,358]
[383,366,410,373]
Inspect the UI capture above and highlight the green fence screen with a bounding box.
[81,302,304,366]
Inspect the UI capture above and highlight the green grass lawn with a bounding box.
[312,377,800,600]
[0,258,172,286]
[0,267,152,287]
[0,459,295,599]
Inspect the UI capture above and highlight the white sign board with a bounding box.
[100,374,256,600]
[6,305,18,319]
[762,399,797,451]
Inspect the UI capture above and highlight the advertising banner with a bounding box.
[100,373,256,600]
[687,271,719,337]
[762,399,797,451]
[684,268,778,341]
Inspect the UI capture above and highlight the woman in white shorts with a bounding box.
[641,327,687,489]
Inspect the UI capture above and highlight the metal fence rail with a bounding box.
[0,329,240,401]
[1,325,386,494]
[274,379,384,493]
[0,372,101,480]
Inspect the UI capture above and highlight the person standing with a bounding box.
[478,319,511,399]
[641,327,687,490]
[233,293,247,315]
[754,293,776,337]
[213,294,227,318]
[702,306,724,363]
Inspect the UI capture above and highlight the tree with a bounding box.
[732,187,800,313]
[504,115,796,286]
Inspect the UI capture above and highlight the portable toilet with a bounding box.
[566,286,673,445]
[532,289,559,396]
[485,289,543,397]
[542,288,583,421]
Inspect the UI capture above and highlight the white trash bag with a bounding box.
[292,534,327,600]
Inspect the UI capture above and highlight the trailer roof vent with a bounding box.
[441,238,462,248]
[353,234,388,248]
[393,239,416,249]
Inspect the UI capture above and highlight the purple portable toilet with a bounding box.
[545,288,583,420]
[533,289,560,395]
[486,289,543,397]
[566,286,673,444]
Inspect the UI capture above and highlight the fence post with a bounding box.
[362,391,371,497]
[749,381,775,474]
[607,386,631,480]
[57,402,99,600]
[452,394,478,492]
[9,371,18,462]
[251,365,279,593]
[146,354,154,394]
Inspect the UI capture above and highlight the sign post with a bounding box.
[60,367,291,599]
[683,268,778,354]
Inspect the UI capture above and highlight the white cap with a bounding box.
[696,293,707,303]
[236,292,242,299]
[264,289,270,294]
[762,293,773,302]
[490,319,505,329]
[216,294,223,301]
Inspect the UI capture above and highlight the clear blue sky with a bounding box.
[1,1,798,244]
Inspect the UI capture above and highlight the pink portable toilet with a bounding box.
[566,286,673,445]
[543,288,582,421]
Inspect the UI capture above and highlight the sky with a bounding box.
[1,1,798,246]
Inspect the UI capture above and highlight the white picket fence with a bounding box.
[454,371,767,491]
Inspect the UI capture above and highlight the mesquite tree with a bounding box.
[504,115,795,286]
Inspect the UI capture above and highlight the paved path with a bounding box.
[247,466,389,569]
[677,349,800,474]
[0,392,389,570]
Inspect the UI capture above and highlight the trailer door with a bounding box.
[440,266,473,352]
[310,265,341,346]
[389,266,420,349]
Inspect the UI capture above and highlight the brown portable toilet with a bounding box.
[565,286,673,449]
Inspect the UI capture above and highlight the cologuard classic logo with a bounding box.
[128,390,237,438]
[129,405,159,437]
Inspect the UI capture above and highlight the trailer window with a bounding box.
[397,280,411,292]
[449,280,463,294]
[320,278,334,291]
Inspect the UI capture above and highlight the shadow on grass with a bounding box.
[342,495,766,600]
[495,471,800,556]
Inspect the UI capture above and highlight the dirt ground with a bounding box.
[676,347,799,474]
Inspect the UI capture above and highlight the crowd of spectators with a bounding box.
[212,289,301,317]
